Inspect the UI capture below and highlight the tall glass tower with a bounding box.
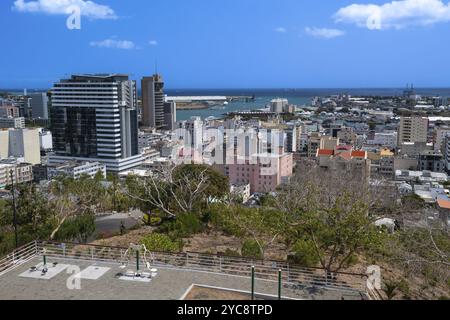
[50,74,142,172]
[142,74,166,129]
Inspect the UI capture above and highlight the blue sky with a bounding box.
[1,0,450,89]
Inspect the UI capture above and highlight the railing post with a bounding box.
[91,247,94,260]
[251,266,255,301]
[219,256,222,273]
[136,250,140,272]
[287,264,290,283]
[278,269,282,300]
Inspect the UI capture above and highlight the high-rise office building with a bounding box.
[163,101,176,131]
[29,92,49,120]
[142,74,175,130]
[49,74,142,172]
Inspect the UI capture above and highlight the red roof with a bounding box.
[351,151,366,158]
[317,149,334,156]
[336,152,352,161]
[437,198,450,210]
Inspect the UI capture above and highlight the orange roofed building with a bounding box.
[316,146,371,180]
[436,197,450,227]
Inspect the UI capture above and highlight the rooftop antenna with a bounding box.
[154,59,158,76]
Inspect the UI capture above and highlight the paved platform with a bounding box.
[0,257,364,300]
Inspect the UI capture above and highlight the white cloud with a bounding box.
[149,40,158,46]
[334,0,450,30]
[90,39,136,50]
[275,27,287,33]
[12,0,117,19]
[305,27,346,39]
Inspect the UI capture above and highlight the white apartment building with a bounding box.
[398,116,429,145]
[0,163,33,189]
[0,128,41,165]
[434,127,450,153]
[367,132,398,148]
[444,135,450,173]
[0,117,25,129]
[39,129,53,151]
[270,99,288,113]
[176,116,204,151]
[47,161,106,180]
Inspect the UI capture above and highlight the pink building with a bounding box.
[222,151,294,194]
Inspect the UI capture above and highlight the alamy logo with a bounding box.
[66,6,81,30]
[366,265,382,290]
[367,8,382,30]
[66,265,82,290]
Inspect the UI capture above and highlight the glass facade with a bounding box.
[51,107,97,158]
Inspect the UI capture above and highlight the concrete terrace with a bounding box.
[0,242,372,300]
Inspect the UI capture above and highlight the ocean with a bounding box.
[166,88,450,121]
[3,87,450,121]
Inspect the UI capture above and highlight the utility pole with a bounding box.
[113,177,117,212]
[10,169,18,248]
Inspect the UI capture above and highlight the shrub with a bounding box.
[241,239,263,259]
[221,248,241,258]
[397,279,411,298]
[143,214,163,226]
[175,213,204,236]
[342,254,359,268]
[141,233,181,252]
[159,213,205,239]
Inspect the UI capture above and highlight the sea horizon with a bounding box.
[4,87,450,121]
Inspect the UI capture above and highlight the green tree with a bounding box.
[14,184,57,243]
[54,214,96,243]
[173,164,229,199]
[126,164,229,218]
[296,194,381,273]
[274,167,385,273]
[211,204,283,259]
[289,238,320,267]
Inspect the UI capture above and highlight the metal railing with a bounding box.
[36,240,369,297]
[0,241,38,277]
